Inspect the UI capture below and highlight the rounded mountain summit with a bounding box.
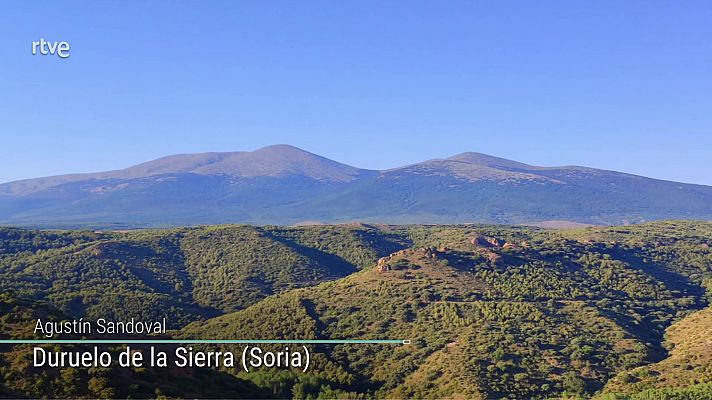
[1,145,711,228]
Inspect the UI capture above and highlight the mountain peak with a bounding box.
[191,145,370,182]
[0,145,370,196]
[253,144,310,154]
[2,145,712,227]
[446,152,534,170]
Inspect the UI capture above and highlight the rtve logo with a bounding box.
[31,38,71,59]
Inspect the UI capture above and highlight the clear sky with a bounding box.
[1,1,711,185]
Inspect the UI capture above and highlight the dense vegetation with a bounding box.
[0,224,406,327]
[600,304,712,398]
[0,221,711,398]
[0,292,268,399]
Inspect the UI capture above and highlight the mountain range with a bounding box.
[1,144,711,228]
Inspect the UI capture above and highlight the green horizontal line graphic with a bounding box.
[0,339,408,344]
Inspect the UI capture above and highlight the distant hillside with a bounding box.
[0,145,373,197]
[1,145,712,227]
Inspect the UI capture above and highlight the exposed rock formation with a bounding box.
[470,235,503,248]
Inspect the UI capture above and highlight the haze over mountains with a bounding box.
[1,144,711,228]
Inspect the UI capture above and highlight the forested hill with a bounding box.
[0,221,711,398]
[0,224,409,327]
[0,292,268,399]
[180,221,712,399]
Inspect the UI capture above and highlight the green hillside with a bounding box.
[180,221,712,398]
[0,292,268,399]
[0,221,711,398]
[599,304,712,399]
[0,225,408,328]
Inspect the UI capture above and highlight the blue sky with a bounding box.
[1,1,711,184]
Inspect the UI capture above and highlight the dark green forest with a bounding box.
[0,221,711,399]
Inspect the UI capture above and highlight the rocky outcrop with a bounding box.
[470,235,503,248]
[377,256,391,272]
[485,252,503,264]
[375,247,445,273]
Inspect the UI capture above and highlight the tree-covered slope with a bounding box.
[0,225,408,328]
[600,304,712,398]
[180,221,712,399]
[0,292,267,399]
[1,221,711,398]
